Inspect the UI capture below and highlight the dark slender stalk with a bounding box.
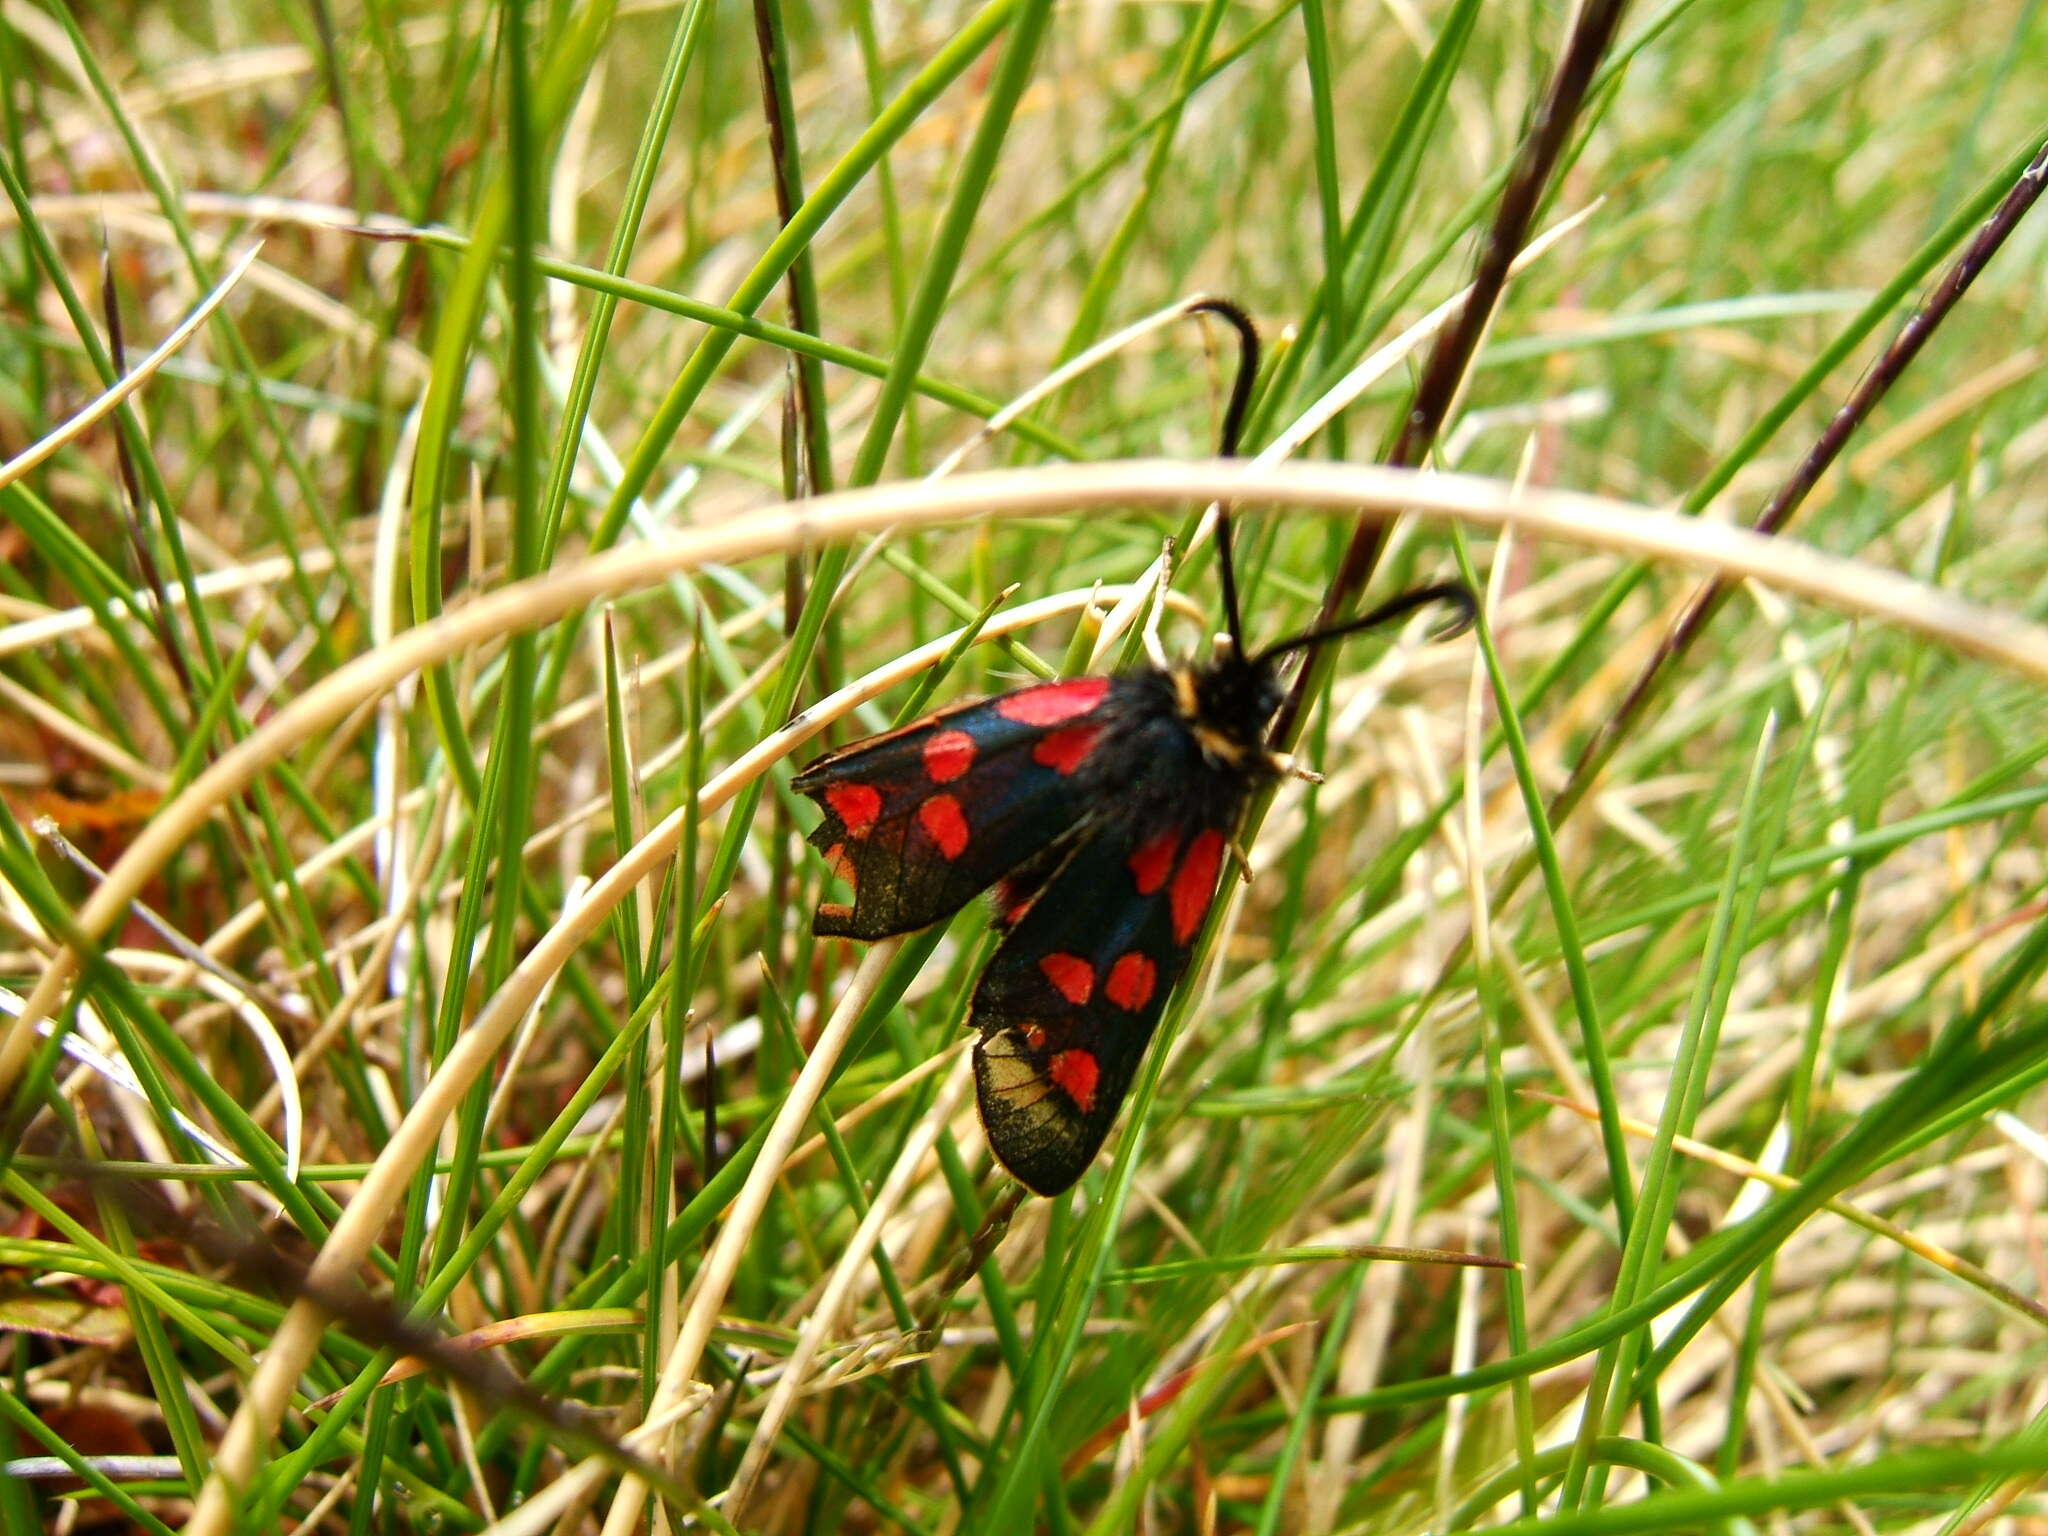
[753,0,834,496]
[98,252,195,705]
[1547,130,2048,834]
[755,0,834,973]
[1270,0,1633,746]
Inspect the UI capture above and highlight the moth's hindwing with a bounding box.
[792,676,1121,940]
[970,811,1232,1195]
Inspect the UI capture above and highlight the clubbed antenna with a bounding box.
[1252,581,1476,667]
[1185,297,1259,654]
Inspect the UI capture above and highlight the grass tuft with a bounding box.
[4,2,2048,1532]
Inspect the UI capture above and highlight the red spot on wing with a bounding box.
[1171,830,1226,943]
[918,794,970,859]
[1128,828,1180,895]
[996,676,1111,727]
[1049,1049,1100,1112]
[1105,952,1157,1012]
[1021,1023,1048,1050]
[923,729,976,783]
[1039,953,1094,1005]
[1031,723,1104,776]
[825,784,882,837]
[823,842,856,888]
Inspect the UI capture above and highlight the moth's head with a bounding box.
[1186,639,1284,752]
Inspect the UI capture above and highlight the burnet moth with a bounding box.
[794,300,1475,1196]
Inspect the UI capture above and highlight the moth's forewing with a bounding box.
[792,677,1120,939]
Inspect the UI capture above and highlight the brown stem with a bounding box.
[99,252,196,705]
[1271,0,1633,746]
[1548,130,2048,831]
[752,0,833,495]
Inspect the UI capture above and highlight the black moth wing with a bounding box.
[792,675,1125,940]
[971,806,1234,1196]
